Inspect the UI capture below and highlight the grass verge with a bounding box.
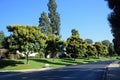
[0,56,117,70]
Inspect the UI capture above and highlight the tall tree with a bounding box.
[66,29,84,60]
[7,25,46,64]
[106,0,120,55]
[94,42,108,58]
[0,31,5,48]
[48,0,60,35]
[108,43,116,56]
[38,11,52,35]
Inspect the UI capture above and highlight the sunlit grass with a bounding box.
[0,56,117,70]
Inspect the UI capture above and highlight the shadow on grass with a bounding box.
[61,58,77,63]
[83,58,104,64]
[84,60,95,63]
[31,59,65,65]
[31,59,80,66]
[0,59,24,69]
[61,58,98,64]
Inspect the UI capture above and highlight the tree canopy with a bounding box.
[106,0,120,55]
[38,11,52,35]
[85,39,93,44]
[0,31,5,48]
[7,25,46,63]
[45,34,64,58]
[66,29,84,59]
[94,42,108,58]
[48,0,60,35]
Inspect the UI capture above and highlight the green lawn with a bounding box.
[0,56,117,70]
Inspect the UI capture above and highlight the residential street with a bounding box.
[106,67,120,80]
[0,60,116,80]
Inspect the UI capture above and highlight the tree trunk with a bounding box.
[87,55,89,60]
[73,58,76,61]
[98,54,100,59]
[26,54,29,64]
[26,52,29,64]
[24,52,29,64]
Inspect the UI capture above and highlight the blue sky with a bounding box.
[0,0,113,42]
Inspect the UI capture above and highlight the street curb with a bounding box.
[0,67,53,72]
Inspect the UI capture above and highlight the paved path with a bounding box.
[0,60,116,80]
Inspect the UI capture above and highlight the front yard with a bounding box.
[0,57,117,70]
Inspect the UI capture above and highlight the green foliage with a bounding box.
[66,29,107,59]
[85,44,96,58]
[94,42,108,58]
[71,29,79,36]
[0,57,116,70]
[38,11,52,35]
[66,36,83,56]
[0,31,5,48]
[102,40,116,56]
[106,0,116,9]
[66,29,84,59]
[48,0,60,35]
[108,43,116,56]
[102,40,111,47]
[45,34,65,58]
[85,39,93,44]
[106,0,120,55]
[7,25,46,63]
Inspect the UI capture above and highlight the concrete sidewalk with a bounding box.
[106,60,120,80]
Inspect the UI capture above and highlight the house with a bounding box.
[16,50,38,57]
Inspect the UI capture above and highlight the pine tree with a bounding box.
[0,31,5,48]
[38,11,52,35]
[48,0,60,35]
[106,0,120,55]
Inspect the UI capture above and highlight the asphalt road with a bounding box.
[0,60,115,80]
[107,67,120,80]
